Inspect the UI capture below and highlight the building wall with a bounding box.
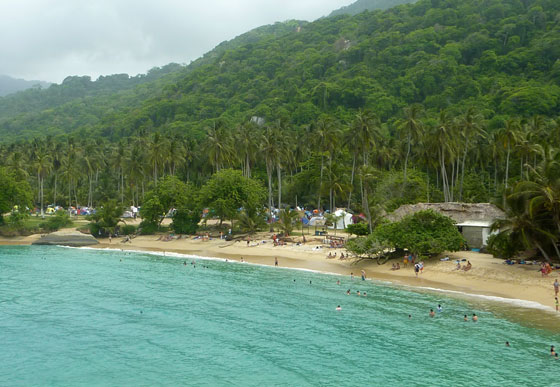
[461,226,484,249]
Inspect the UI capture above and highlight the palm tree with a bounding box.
[34,151,52,218]
[260,126,282,230]
[278,208,300,236]
[498,119,521,189]
[205,121,231,173]
[147,132,168,185]
[457,107,485,201]
[235,122,259,178]
[397,104,424,190]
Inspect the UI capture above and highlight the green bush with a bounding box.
[120,224,137,235]
[346,222,369,236]
[171,211,200,234]
[40,211,72,232]
[486,232,522,259]
[138,221,159,235]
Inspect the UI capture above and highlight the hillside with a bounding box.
[329,0,417,17]
[0,75,51,97]
[0,0,559,142]
[0,21,305,142]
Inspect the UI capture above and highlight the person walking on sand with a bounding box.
[554,279,559,296]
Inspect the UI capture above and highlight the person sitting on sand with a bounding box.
[340,253,345,260]
[455,262,462,270]
[396,263,400,270]
[391,263,397,270]
[463,261,472,271]
[328,252,333,258]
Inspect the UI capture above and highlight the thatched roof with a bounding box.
[386,202,505,224]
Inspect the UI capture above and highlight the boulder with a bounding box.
[32,231,99,247]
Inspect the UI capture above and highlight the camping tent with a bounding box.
[328,209,353,230]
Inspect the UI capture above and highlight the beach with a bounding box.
[3,228,558,320]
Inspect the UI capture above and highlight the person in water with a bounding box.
[356,291,361,296]
[506,341,510,347]
[464,315,468,322]
[551,345,556,356]
[336,280,340,285]
[346,289,351,295]
[361,270,366,281]
[429,309,435,317]
[437,304,443,313]
[336,305,342,311]
[472,313,478,322]
[350,272,354,280]
[363,292,367,297]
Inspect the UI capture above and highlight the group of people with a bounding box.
[426,304,479,322]
[326,252,346,260]
[541,262,553,276]
[454,260,472,271]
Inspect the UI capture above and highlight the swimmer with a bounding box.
[183,261,186,265]
[309,280,312,285]
[556,353,559,360]
[346,289,351,295]
[350,272,354,280]
[363,292,367,297]
[551,345,555,356]
[293,279,296,282]
[464,315,468,322]
[437,304,443,313]
[357,291,361,296]
[472,313,478,322]
[505,341,510,347]
[429,309,435,317]
[408,314,412,319]
[336,280,340,285]
[336,305,342,311]
[361,270,366,281]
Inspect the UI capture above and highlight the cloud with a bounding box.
[0,0,352,82]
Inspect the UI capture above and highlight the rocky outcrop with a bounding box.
[32,231,99,247]
[386,202,505,223]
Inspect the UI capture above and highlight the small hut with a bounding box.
[387,203,505,249]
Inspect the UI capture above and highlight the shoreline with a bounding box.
[3,231,559,330]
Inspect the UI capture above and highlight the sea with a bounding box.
[1,245,559,386]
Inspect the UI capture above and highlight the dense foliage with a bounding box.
[329,0,417,17]
[0,0,558,258]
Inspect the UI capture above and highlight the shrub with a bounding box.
[486,232,522,259]
[346,222,369,236]
[138,221,159,235]
[120,224,137,235]
[40,211,72,232]
[171,211,199,234]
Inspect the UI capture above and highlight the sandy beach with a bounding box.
[2,229,559,327]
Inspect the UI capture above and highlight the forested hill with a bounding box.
[0,75,51,97]
[0,21,305,142]
[1,0,559,142]
[329,0,417,17]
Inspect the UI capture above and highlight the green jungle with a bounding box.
[0,0,559,260]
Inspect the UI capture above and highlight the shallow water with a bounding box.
[1,246,558,386]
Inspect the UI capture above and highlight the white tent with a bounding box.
[308,216,326,226]
[328,209,353,230]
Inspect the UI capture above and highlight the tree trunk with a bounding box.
[54,172,57,206]
[317,154,324,210]
[459,140,468,202]
[403,132,411,190]
[505,143,510,188]
[347,153,356,210]
[40,176,44,218]
[277,163,282,210]
[267,162,274,232]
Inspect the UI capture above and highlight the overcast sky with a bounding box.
[1,0,352,83]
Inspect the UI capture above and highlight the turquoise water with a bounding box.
[1,246,559,386]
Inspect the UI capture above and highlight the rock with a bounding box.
[32,231,99,247]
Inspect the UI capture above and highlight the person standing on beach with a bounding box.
[554,279,559,296]
[555,297,558,312]
[361,270,366,281]
[414,263,420,277]
[274,257,278,267]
